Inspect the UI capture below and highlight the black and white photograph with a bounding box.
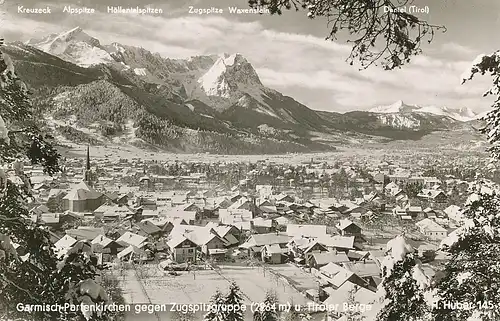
[1,0,500,320]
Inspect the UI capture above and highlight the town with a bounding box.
[5,146,493,320]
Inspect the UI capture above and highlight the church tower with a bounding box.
[83,145,94,187]
[86,145,91,171]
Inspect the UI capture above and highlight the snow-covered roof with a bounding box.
[286,224,327,237]
[312,252,349,266]
[247,233,292,247]
[319,263,355,288]
[336,219,358,231]
[317,235,355,249]
[116,232,147,248]
[416,218,447,233]
[91,235,114,248]
[54,234,77,251]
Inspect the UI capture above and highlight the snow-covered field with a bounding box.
[120,264,314,305]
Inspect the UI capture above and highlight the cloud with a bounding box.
[439,42,478,56]
[2,7,492,112]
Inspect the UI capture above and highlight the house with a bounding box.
[117,245,147,262]
[228,197,253,211]
[287,236,329,265]
[317,235,356,253]
[166,235,198,263]
[342,261,381,290]
[257,199,277,214]
[135,221,164,239]
[252,217,276,233]
[261,244,287,264]
[54,235,78,254]
[274,193,294,203]
[39,213,60,227]
[141,218,175,235]
[286,224,327,238]
[384,182,399,193]
[171,225,227,257]
[392,205,406,217]
[336,219,362,237]
[91,235,123,261]
[416,219,448,241]
[310,251,350,269]
[300,241,329,266]
[275,216,291,227]
[418,189,447,203]
[65,227,105,241]
[212,224,241,246]
[423,207,438,219]
[240,233,292,258]
[162,209,197,225]
[256,185,273,198]
[94,204,134,221]
[406,206,423,219]
[219,209,253,225]
[347,206,368,219]
[177,202,200,213]
[318,262,367,289]
[116,232,148,248]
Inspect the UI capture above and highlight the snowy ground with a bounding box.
[58,129,487,165]
[118,263,323,321]
[119,264,314,305]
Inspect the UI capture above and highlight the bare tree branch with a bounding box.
[248,0,446,70]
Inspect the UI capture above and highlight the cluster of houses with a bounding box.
[1,150,484,321]
[20,160,468,268]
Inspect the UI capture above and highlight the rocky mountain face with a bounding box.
[0,27,483,153]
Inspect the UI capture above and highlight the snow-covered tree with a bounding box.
[254,290,280,321]
[376,235,430,321]
[204,289,226,321]
[224,281,245,321]
[0,46,113,320]
[345,287,366,321]
[432,182,500,321]
[462,52,500,160]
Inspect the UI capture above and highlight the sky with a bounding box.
[0,0,498,113]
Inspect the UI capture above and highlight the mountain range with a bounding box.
[369,100,479,122]
[0,27,486,154]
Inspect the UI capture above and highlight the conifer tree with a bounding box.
[345,288,366,321]
[432,183,500,321]
[204,289,226,321]
[376,235,430,321]
[0,45,113,320]
[254,290,280,321]
[224,281,245,321]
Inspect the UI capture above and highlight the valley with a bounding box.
[0,26,486,155]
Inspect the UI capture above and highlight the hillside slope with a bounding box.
[0,27,484,153]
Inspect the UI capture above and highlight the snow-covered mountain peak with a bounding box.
[458,107,476,119]
[370,100,477,122]
[197,52,262,99]
[369,100,413,113]
[60,26,85,40]
[26,27,114,68]
[110,42,126,54]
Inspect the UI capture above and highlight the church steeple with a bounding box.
[84,145,94,186]
[86,145,91,171]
